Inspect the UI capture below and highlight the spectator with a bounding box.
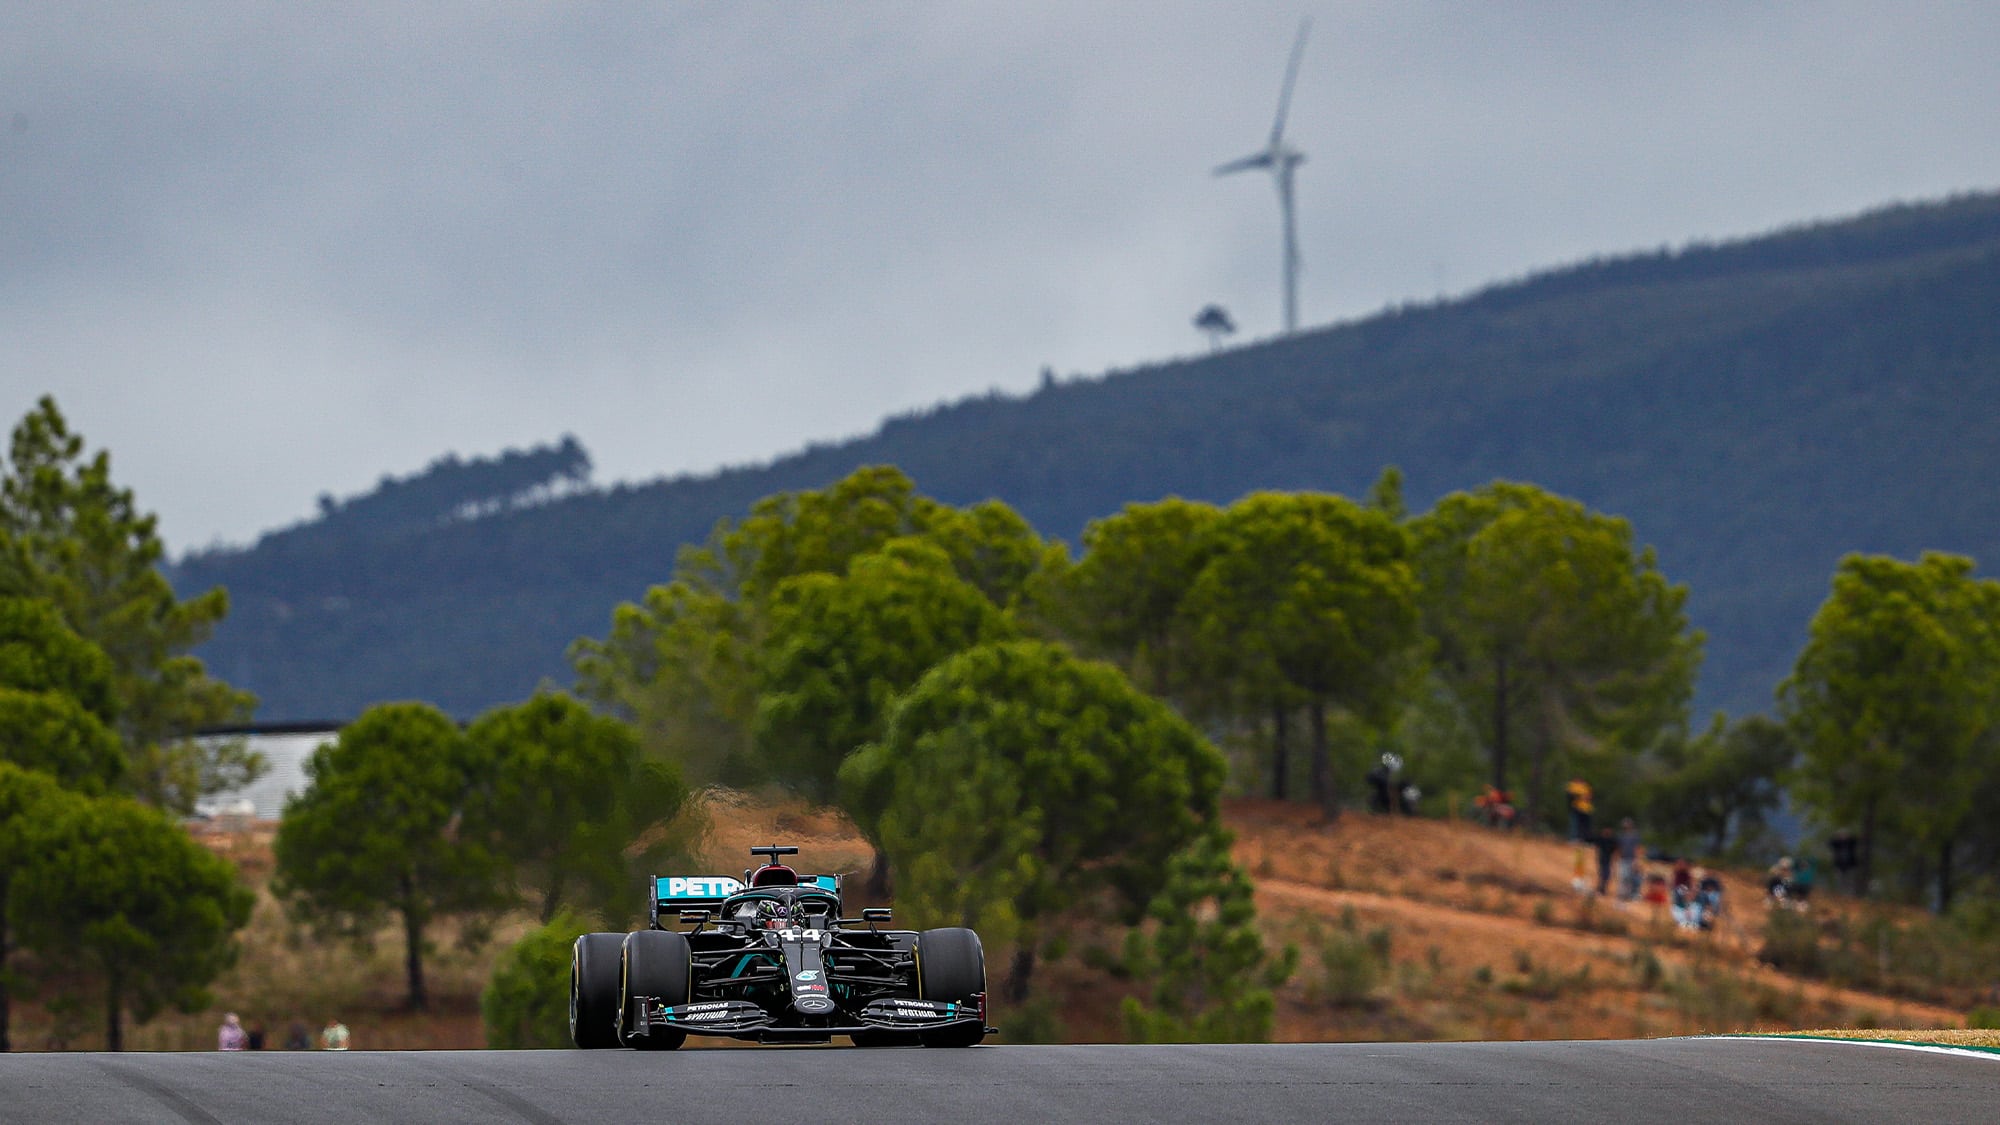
[1616,818,1643,902]
[1790,857,1817,909]
[1398,781,1421,816]
[1474,785,1517,830]
[1365,754,1397,814]
[1643,869,1670,912]
[217,1013,247,1052]
[1695,872,1725,931]
[1592,827,1619,896]
[1669,858,1696,929]
[285,1020,313,1050]
[1830,829,1862,894]
[322,1018,350,1051]
[1565,778,1594,842]
[247,1021,267,1050]
[1767,856,1795,905]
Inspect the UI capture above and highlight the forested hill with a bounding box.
[170,192,2000,722]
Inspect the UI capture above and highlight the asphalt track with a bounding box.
[1,1037,1995,1124]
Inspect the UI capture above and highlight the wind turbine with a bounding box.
[1215,18,1312,336]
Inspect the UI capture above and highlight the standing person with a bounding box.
[1670,857,1696,929]
[1830,830,1861,894]
[217,1013,247,1051]
[1790,857,1817,909]
[321,1017,350,1051]
[1366,755,1395,814]
[246,1021,267,1050]
[285,1020,312,1050]
[1565,778,1595,842]
[1593,826,1619,896]
[1616,818,1643,902]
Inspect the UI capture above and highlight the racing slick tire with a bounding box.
[915,927,986,1048]
[618,929,691,1050]
[570,932,626,1049]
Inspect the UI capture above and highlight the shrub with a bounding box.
[1756,908,1822,976]
[1001,996,1066,1044]
[1312,930,1386,1008]
[1631,945,1664,991]
[481,912,589,1049]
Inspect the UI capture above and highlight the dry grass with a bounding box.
[7,793,1979,1050]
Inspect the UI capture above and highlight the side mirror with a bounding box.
[679,908,712,927]
[861,907,892,924]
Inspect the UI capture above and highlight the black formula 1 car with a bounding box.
[570,845,991,1049]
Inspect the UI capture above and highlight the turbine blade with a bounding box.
[1269,16,1312,146]
[1214,153,1273,176]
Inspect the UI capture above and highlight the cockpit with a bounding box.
[724,887,839,931]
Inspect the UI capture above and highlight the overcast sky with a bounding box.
[6,2,2000,553]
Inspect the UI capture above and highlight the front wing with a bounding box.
[627,996,987,1042]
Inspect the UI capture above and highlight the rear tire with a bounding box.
[570,932,625,1049]
[619,929,691,1050]
[915,927,986,1047]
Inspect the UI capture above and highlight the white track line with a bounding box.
[1699,1034,2000,1061]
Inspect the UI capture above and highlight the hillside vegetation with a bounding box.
[25,796,1971,1052]
[170,192,2000,721]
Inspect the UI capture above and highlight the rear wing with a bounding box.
[649,873,843,928]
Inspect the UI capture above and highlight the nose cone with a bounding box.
[792,966,835,1014]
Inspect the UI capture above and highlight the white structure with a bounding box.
[1216,18,1313,336]
[194,727,339,820]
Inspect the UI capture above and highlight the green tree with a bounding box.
[1411,482,1700,823]
[1045,497,1224,702]
[1781,552,2000,909]
[573,579,758,788]
[0,689,124,794]
[841,640,1227,1000]
[1181,492,1422,814]
[699,465,945,605]
[0,594,124,793]
[465,692,689,925]
[573,466,942,789]
[481,910,590,1049]
[573,466,1048,789]
[0,595,116,721]
[1119,831,1297,1043]
[0,762,77,1051]
[757,538,1012,804]
[274,702,507,1009]
[0,398,258,811]
[1642,713,1794,858]
[8,787,253,1050]
[920,499,1048,611]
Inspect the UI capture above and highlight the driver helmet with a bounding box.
[757,899,791,930]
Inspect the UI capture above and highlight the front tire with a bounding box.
[619,929,691,1050]
[915,927,986,1047]
[570,932,625,1049]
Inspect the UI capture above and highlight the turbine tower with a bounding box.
[1215,18,1311,335]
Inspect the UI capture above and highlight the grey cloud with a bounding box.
[4,2,2000,549]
